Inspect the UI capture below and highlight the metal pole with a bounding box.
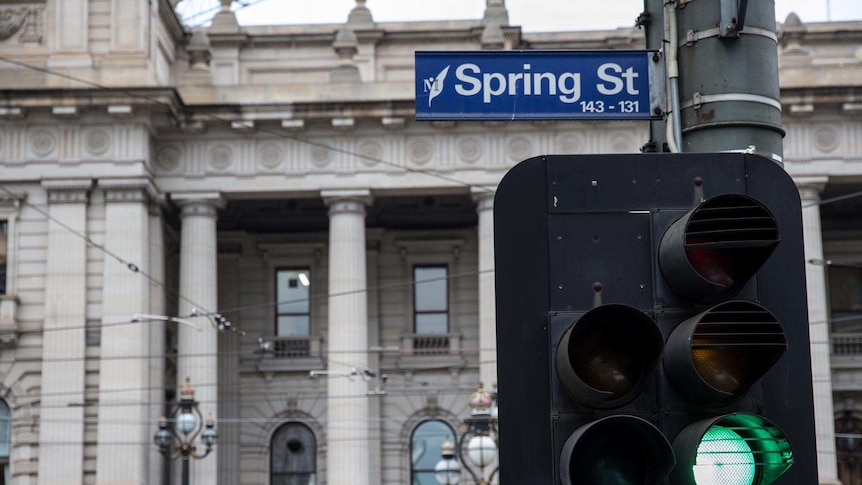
[673,0,784,161]
[182,457,189,485]
[640,0,667,152]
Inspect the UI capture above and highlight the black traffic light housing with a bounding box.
[494,153,817,485]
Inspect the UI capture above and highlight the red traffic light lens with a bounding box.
[659,194,780,303]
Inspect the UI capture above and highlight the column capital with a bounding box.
[471,186,496,212]
[42,178,93,204]
[321,189,372,206]
[322,189,372,216]
[171,192,225,218]
[98,177,159,204]
[794,176,829,202]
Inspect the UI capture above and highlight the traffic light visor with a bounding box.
[555,304,663,408]
[659,194,780,303]
[664,301,786,404]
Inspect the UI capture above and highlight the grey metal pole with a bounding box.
[673,0,784,161]
[640,0,667,152]
[182,458,189,485]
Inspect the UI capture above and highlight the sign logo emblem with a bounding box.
[423,65,451,107]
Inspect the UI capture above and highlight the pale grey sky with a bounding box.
[177,0,861,31]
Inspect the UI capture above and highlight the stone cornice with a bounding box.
[321,189,372,209]
[158,0,185,44]
[794,176,830,197]
[0,87,184,118]
[171,192,225,218]
[98,177,158,204]
[471,186,496,211]
[42,178,93,204]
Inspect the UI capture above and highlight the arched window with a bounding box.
[0,399,9,485]
[837,412,862,485]
[271,422,316,485]
[411,420,456,485]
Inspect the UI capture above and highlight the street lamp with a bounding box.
[153,377,217,485]
[434,383,499,485]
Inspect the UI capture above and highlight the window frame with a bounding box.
[275,267,312,338]
[410,419,457,485]
[0,219,7,295]
[270,421,317,485]
[0,398,9,485]
[412,264,450,335]
[0,198,21,297]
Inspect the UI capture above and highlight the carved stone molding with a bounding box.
[83,128,111,157]
[395,237,464,260]
[99,177,157,204]
[156,146,181,171]
[0,295,19,347]
[172,192,225,218]
[795,175,829,201]
[42,179,93,204]
[0,3,44,43]
[471,186,495,212]
[356,140,383,167]
[321,189,372,216]
[407,137,434,165]
[208,144,233,170]
[506,136,532,162]
[814,126,840,154]
[28,128,56,158]
[258,142,284,169]
[457,136,482,164]
[151,126,647,180]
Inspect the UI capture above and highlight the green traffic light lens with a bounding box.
[694,425,755,485]
[673,414,794,485]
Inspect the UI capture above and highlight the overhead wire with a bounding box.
[0,55,494,196]
[180,0,272,27]
[3,22,862,457]
[0,51,496,337]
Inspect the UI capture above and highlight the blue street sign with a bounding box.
[415,50,663,121]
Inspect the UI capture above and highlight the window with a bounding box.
[414,266,448,334]
[276,269,311,337]
[0,220,7,295]
[271,423,316,485]
[0,398,9,485]
[411,420,456,485]
[829,266,862,334]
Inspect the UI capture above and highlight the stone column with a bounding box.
[473,188,497,388]
[96,178,154,485]
[173,192,223,485]
[38,179,92,485]
[322,190,371,485]
[147,201,167,485]
[797,177,840,485]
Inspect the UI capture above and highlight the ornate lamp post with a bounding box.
[153,378,218,485]
[435,383,499,485]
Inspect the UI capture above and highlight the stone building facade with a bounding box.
[0,0,859,484]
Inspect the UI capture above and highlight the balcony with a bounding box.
[0,294,18,346]
[256,335,325,374]
[831,333,862,391]
[388,333,466,370]
[834,333,862,359]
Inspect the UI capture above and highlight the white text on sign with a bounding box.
[452,63,640,104]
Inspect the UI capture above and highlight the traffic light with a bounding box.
[494,153,817,484]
